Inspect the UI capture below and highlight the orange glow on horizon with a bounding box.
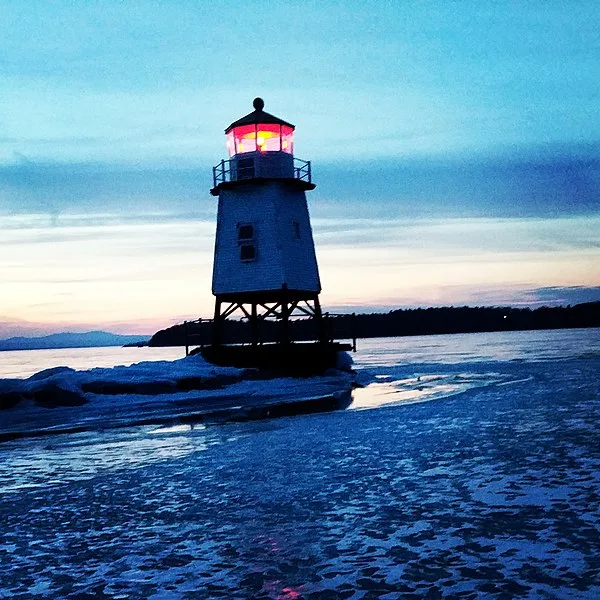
[2,215,598,337]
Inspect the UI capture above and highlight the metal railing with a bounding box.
[294,158,311,183]
[213,160,231,188]
[322,312,357,352]
[182,312,357,355]
[213,157,312,187]
[183,319,207,356]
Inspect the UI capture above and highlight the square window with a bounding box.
[240,243,256,262]
[237,157,255,179]
[238,223,254,241]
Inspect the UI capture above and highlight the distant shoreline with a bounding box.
[2,302,597,352]
[0,344,148,353]
[149,301,600,348]
[0,332,149,353]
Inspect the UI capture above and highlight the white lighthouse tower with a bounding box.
[207,98,328,357]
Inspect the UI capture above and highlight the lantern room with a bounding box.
[225,97,295,157]
[212,98,313,194]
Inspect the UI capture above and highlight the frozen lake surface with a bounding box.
[1,329,599,598]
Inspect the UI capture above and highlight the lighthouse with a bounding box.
[202,98,349,368]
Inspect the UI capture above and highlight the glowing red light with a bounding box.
[228,124,294,157]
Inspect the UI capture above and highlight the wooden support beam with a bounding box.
[237,304,252,320]
[251,303,258,346]
[293,303,315,317]
[212,299,222,347]
[258,303,282,320]
[184,320,189,356]
[222,302,241,319]
[211,293,336,348]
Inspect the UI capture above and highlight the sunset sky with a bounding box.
[1,1,599,337]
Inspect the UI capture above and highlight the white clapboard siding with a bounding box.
[212,181,321,295]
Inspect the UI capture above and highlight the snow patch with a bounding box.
[0,354,354,438]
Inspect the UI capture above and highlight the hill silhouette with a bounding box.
[0,331,149,352]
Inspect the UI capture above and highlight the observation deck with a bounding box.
[210,155,314,196]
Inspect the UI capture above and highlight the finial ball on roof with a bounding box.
[253,97,265,111]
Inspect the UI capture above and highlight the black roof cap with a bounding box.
[225,98,295,133]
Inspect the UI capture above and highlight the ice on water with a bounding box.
[1,329,599,598]
[0,352,355,438]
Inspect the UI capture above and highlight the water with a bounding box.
[1,329,599,598]
[0,346,186,379]
[2,328,597,381]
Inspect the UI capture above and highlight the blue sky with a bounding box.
[1,1,599,336]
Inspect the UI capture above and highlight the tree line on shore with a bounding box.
[148,301,600,347]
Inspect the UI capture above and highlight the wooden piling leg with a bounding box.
[212,299,222,347]
[281,300,290,345]
[313,295,327,344]
[251,303,258,346]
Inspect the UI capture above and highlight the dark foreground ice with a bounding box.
[1,331,599,599]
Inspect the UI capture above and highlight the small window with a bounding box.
[238,223,254,242]
[237,157,255,180]
[240,243,256,262]
[293,221,301,240]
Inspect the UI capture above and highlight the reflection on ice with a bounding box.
[351,380,455,410]
[150,423,204,435]
[0,427,215,494]
[351,372,509,410]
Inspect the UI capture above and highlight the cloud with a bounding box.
[312,146,600,219]
[1,1,598,177]
[314,215,600,258]
[435,284,600,308]
[0,161,217,219]
[517,286,600,306]
[1,145,598,222]
[325,285,600,313]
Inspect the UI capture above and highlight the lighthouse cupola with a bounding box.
[212,98,312,190]
[208,98,323,350]
[227,97,294,155]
